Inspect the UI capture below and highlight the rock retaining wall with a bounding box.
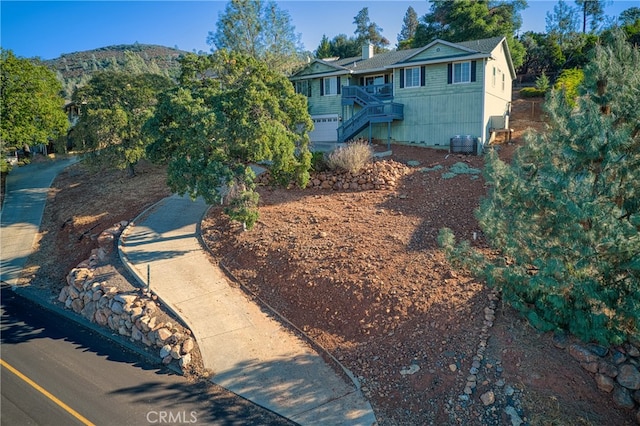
[256,160,410,191]
[57,222,195,371]
[554,336,640,422]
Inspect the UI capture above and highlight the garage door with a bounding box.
[309,114,339,143]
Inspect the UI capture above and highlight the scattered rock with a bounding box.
[400,364,420,376]
[480,390,495,406]
[504,405,523,426]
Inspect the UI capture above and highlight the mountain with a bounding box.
[43,43,190,99]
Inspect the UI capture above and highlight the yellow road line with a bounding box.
[0,358,95,426]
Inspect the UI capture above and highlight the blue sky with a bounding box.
[1,1,636,60]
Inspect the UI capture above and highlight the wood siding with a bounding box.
[411,43,467,61]
[366,62,485,145]
[307,76,345,115]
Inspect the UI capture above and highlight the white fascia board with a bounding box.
[385,53,490,70]
[351,67,388,75]
[290,70,352,81]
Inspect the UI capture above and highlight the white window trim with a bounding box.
[452,61,471,84]
[365,74,385,86]
[295,80,310,97]
[404,66,421,88]
[323,77,337,96]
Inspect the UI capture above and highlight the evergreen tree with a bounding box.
[619,7,640,26]
[575,0,606,33]
[145,51,312,229]
[315,35,332,59]
[326,34,361,59]
[207,0,303,74]
[352,7,389,53]
[546,0,580,43]
[440,31,640,345]
[398,6,419,50]
[413,0,526,68]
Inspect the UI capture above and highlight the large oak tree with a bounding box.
[72,71,173,176]
[1,49,68,153]
[146,51,312,229]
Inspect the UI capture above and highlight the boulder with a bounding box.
[81,301,97,321]
[144,301,158,316]
[114,294,137,305]
[181,337,194,354]
[617,364,640,390]
[595,373,615,393]
[179,353,192,369]
[612,385,636,409]
[156,328,172,343]
[110,301,124,315]
[94,309,108,326]
[598,361,619,378]
[58,286,69,303]
[71,298,84,313]
[170,345,181,359]
[131,326,144,342]
[568,344,600,364]
[160,344,172,358]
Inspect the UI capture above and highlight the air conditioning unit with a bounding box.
[450,135,477,154]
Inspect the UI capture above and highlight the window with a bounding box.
[404,67,421,88]
[365,75,384,86]
[502,73,505,92]
[323,77,337,96]
[453,62,471,84]
[492,67,496,87]
[295,80,311,97]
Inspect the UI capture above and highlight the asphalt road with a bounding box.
[0,284,297,426]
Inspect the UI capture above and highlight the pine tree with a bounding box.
[207,0,303,74]
[440,31,640,345]
[315,34,332,59]
[352,7,389,53]
[398,6,418,50]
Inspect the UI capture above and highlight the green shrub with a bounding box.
[326,140,373,174]
[520,87,547,98]
[1,161,12,174]
[554,68,584,107]
[535,73,550,92]
[311,151,329,172]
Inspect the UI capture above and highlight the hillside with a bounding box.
[43,43,189,98]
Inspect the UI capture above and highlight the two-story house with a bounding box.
[290,36,515,153]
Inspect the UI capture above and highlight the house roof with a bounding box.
[291,36,515,79]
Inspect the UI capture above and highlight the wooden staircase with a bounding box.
[337,85,404,143]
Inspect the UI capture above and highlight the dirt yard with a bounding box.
[14,93,636,425]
